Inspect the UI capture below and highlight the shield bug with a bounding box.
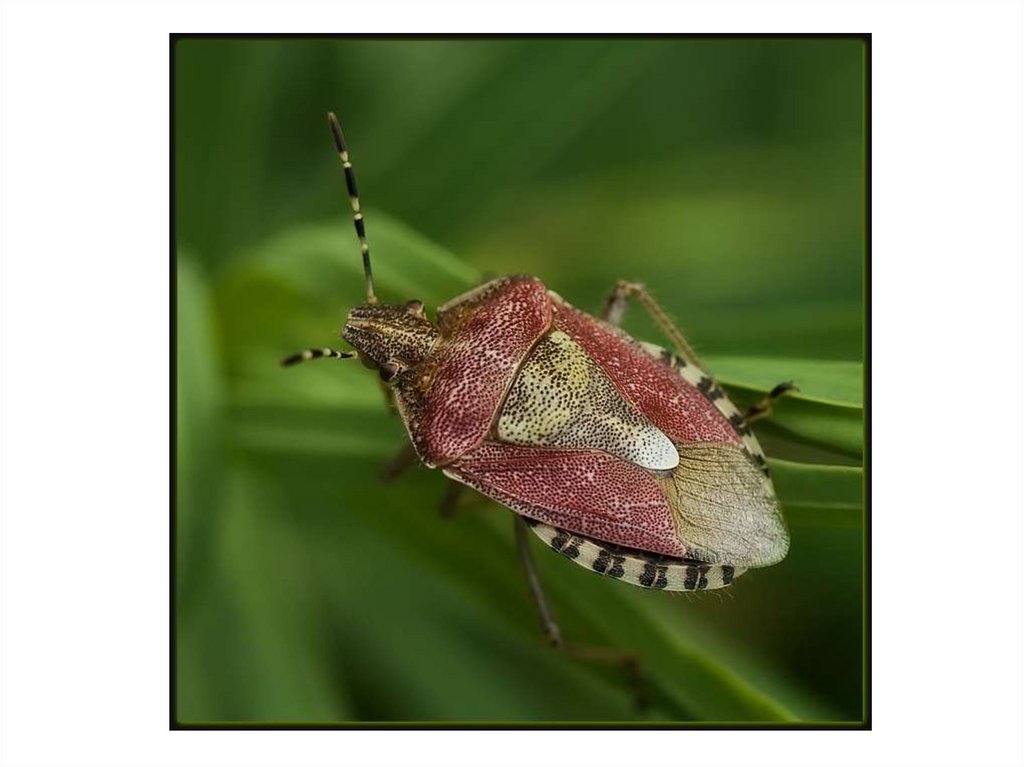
[285,112,793,647]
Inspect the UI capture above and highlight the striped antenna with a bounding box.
[327,111,377,304]
[281,347,357,367]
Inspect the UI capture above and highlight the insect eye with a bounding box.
[405,299,424,315]
[379,361,401,382]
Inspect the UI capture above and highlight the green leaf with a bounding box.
[228,214,480,310]
[771,459,862,510]
[174,255,225,601]
[176,39,867,722]
[707,356,864,460]
[213,214,480,389]
[224,409,853,722]
[759,399,863,461]
[192,215,864,723]
[771,459,863,528]
[709,356,863,409]
[533,554,842,722]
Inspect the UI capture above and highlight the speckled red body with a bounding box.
[367,275,777,561]
[553,303,739,446]
[301,110,785,592]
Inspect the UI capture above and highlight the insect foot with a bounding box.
[565,643,649,711]
[744,380,799,423]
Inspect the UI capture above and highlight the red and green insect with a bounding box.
[285,113,793,639]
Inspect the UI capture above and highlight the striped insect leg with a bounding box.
[743,381,799,422]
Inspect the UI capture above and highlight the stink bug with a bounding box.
[285,113,792,648]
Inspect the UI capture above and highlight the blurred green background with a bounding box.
[174,37,866,725]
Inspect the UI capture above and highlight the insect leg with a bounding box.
[381,462,483,519]
[743,381,799,423]
[513,516,648,708]
[280,347,357,367]
[599,280,706,369]
[379,443,420,483]
[377,380,399,416]
[439,481,466,518]
[514,515,563,647]
[436,478,494,517]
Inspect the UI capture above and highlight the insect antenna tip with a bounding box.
[326,111,346,154]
